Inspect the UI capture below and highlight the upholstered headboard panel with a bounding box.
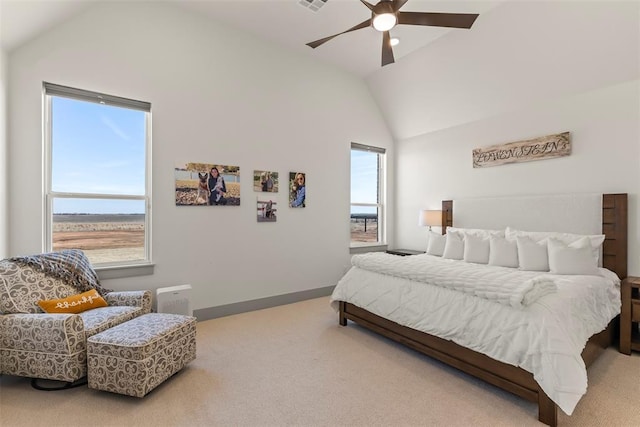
[441,193,628,279]
[452,193,602,234]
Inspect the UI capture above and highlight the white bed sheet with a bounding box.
[330,254,620,415]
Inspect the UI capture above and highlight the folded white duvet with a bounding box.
[351,252,557,308]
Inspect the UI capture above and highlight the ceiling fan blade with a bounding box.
[393,0,409,12]
[359,0,375,12]
[381,31,395,66]
[398,11,479,29]
[306,19,372,49]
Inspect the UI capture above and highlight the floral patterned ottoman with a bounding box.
[87,313,196,397]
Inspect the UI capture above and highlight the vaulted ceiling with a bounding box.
[2,1,638,141]
[1,0,501,77]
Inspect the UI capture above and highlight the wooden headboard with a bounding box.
[602,194,628,279]
[441,193,628,280]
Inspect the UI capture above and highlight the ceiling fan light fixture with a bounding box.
[372,13,397,31]
[371,1,397,32]
[306,0,479,68]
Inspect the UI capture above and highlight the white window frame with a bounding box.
[43,82,153,271]
[350,142,386,248]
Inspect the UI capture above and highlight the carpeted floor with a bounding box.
[1,296,639,426]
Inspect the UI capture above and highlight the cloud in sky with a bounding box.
[101,115,130,141]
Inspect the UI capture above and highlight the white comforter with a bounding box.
[330,254,621,415]
[351,252,557,308]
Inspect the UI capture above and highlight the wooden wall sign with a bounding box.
[472,132,571,168]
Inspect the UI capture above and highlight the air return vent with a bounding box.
[299,0,328,12]
[156,284,193,316]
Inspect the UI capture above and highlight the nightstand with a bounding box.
[620,276,640,355]
[386,249,425,256]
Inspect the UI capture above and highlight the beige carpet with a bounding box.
[1,297,639,426]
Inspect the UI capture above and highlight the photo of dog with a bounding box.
[175,162,241,206]
[196,172,209,205]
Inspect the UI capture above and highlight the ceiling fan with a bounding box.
[306,0,479,67]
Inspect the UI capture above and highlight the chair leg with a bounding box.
[31,377,87,391]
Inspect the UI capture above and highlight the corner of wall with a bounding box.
[0,47,8,258]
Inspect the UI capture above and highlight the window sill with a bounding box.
[349,244,388,255]
[96,263,155,280]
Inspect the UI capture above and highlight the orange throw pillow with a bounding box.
[38,289,108,314]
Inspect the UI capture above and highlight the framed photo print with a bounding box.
[253,170,278,193]
[175,162,240,206]
[257,197,277,222]
[289,172,306,208]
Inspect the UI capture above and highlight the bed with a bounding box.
[331,193,627,426]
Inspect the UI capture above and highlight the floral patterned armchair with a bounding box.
[0,250,151,384]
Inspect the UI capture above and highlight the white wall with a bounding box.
[0,47,7,258]
[367,1,640,140]
[7,2,394,309]
[395,79,640,275]
[385,0,640,276]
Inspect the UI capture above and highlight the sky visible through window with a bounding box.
[53,97,376,216]
[351,150,378,215]
[51,97,146,214]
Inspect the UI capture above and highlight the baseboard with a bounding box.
[193,285,335,321]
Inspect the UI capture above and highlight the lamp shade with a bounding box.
[419,210,442,227]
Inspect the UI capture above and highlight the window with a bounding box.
[350,142,385,246]
[43,82,151,267]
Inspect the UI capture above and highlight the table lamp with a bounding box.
[419,209,442,231]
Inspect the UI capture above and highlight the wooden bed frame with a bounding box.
[339,193,628,426]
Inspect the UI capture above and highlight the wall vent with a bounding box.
[299,0,328,12]
[156,284,193,316]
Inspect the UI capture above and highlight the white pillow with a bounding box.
[463,234,490,264]
[447,227,505,239]
[506,227,604,263]
[426,230,446,256]
[488,236,519,268]
[442,232,464,260]
[516,236,549,271]
[547,237,600,276]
